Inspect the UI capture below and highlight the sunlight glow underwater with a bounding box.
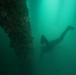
[27,0,76,58]
[37,0,75,38]
[27,0,76,55]
[27,0,76,75]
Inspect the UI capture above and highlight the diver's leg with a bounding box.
[41,35,49,45]
[52,25,75,46]
[60,25,75,39]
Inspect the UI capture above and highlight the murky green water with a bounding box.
[0,0,76,75]
[28,0,76,75]
[0,28,20,75]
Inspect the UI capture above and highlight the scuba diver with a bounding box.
[40,25,75,61]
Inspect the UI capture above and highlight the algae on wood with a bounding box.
[0,0,34,75]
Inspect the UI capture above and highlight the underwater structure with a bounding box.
[0,0,34,75]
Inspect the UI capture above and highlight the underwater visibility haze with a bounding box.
[28,0,76,75]
[0,0,76,75]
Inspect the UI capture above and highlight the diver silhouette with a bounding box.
[40,25,75,61]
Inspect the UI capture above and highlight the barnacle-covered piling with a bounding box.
[0,0,34,75]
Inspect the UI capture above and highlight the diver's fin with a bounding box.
[68,25,75,30]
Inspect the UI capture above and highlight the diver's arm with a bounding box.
[41,35,50,46]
